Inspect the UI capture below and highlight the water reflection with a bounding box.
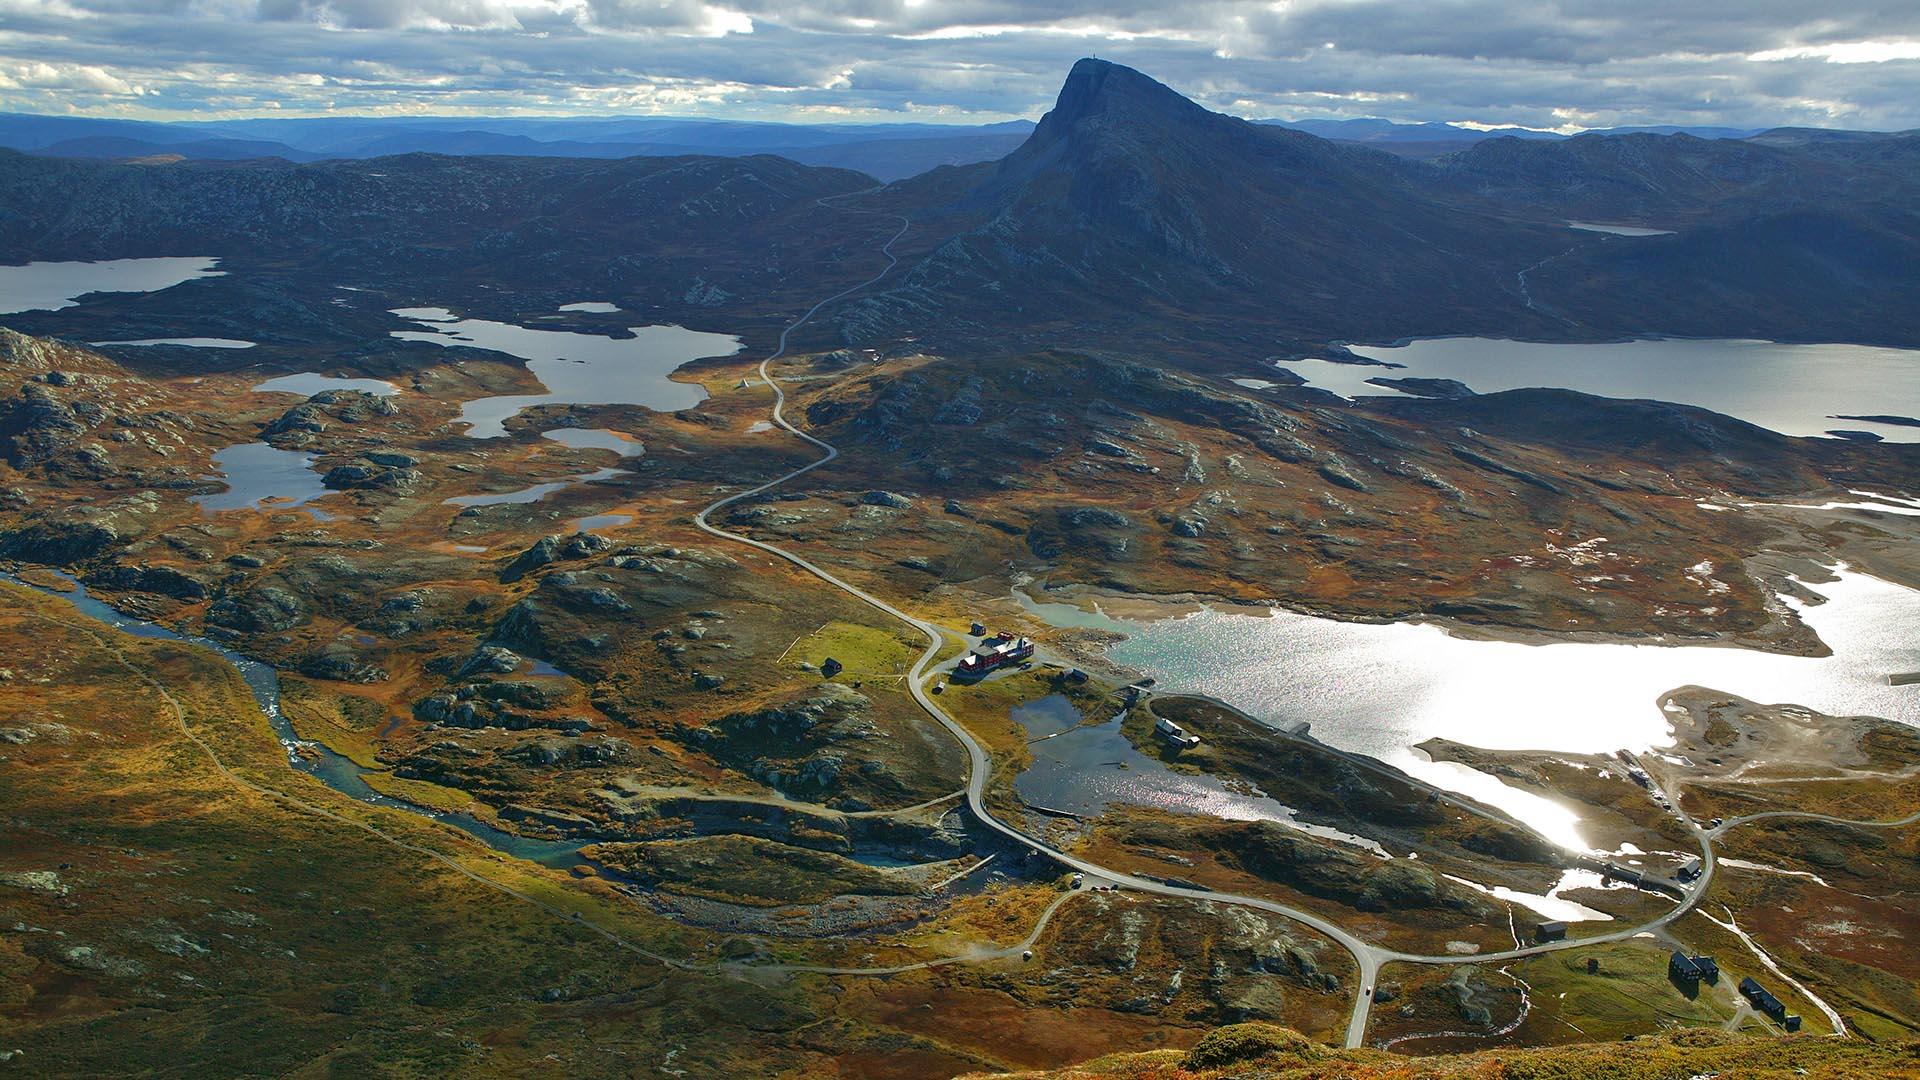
[1567,221,1675,237]
[1012,695,1386,853]
[94,337,255,349]
[444,467,626,507]
[253,372,399,396]
[541,427,644,456]
[1018,568,1919,846]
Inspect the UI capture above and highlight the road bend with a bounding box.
[692,194,1386,1047]
[694,192,1920,1049]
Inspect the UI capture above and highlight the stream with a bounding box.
[6,572,587,868]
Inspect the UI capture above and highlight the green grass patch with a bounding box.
[361,769,483,814]
[784,619,919,681]
[1513,941,1736,1039]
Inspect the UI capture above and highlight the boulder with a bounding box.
[458,645,523,677]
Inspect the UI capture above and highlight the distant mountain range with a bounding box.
[0,59,1914,354]
[2,105,1909,180]
[0,113,1037,182]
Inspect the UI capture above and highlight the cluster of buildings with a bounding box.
[954,632,1035,679]
[1667,952,1802,1032]
[1668,951,1719,984]
[1153,715,1201,749]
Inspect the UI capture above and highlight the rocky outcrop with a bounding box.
[321,461,420,492]
[0,518,123,564]
[684,684,879,802]
[500,532,611,583]
[206,586,309,633]
[1366,376,1476,399]
[0,383,87,468]
[457,644,524,678]
[539,571,631,614]
[84,563,209,601]
[412,689,593,733]
[296,645,389,683]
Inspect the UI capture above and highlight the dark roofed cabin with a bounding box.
[1534,921,1567,943]
[1740,976,1787,1020]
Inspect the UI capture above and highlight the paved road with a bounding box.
[1711,808,1920,836]
[691,197,1388,1045]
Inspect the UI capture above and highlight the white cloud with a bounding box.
[1750,40,1920,64]
[0,0,1913,129]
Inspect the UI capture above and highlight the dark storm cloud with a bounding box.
[0,0,1914,128]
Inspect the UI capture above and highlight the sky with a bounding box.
[1,0,1918,130]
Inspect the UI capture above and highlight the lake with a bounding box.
[1567,221,1674,237]
[1283,337,1920,444]
[444,467,626,507]
[541,427,645,456]
[0,257,225,314]
[1011,695,1385,853]
[196,442,335,518]
[253,372,399,396]
[1019,567,1920,849]
[390,306,741,438]
[92,337,256,349]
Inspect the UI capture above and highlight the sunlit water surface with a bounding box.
[1021,568,1920,848]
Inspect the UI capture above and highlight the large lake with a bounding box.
[0,257,224,314]
[390,307,741,438]
[1282,338,1920,444]
[1021,567,1920,849]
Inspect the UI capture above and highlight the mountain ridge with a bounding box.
[833,57,1920,352]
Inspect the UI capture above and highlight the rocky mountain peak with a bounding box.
[1032,58,1214,141]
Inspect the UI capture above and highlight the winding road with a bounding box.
[25,191,1906,1054]
[686,194,1437,1047]
[689,192,1920,1048]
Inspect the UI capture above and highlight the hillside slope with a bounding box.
[964,1022,1920,1079]
[837,59,1920,351]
